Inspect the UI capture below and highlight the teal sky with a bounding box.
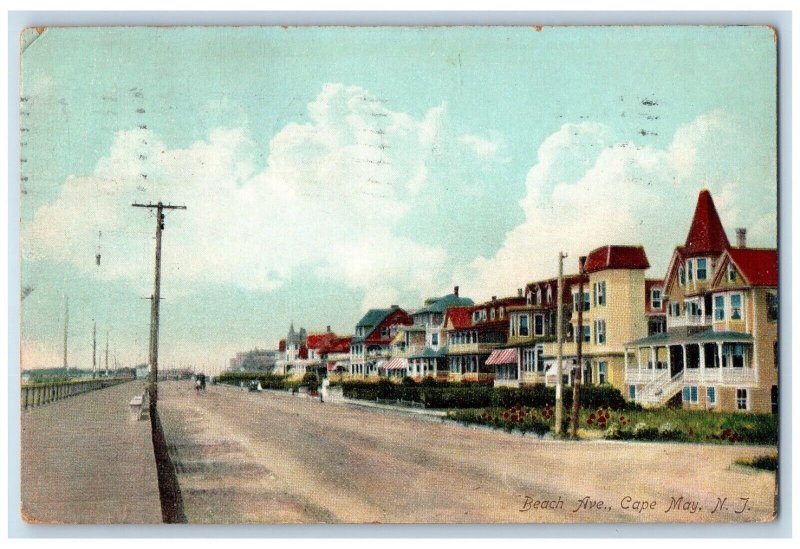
[19,26,777,374]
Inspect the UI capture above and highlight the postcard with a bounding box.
[19,25,779,525]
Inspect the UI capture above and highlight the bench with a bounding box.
[129,392,147,421]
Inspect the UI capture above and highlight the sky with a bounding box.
[18,26,777,375]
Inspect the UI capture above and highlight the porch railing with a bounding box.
[666,314,712,329]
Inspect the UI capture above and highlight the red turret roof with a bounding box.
[684,189,730,257]
[583,245,650,273]
[306,332,337,350]
[444,306,475,330]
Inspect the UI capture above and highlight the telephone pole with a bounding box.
[555,251,567,436]
[132,201,186,412]
[63,296,69,374]
[92,320,97,378]
[571,255,587,439]
[105,331,110,377]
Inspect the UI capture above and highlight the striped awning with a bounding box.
[382,357,407,371]
[486,348,518,366]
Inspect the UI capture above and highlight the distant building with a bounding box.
[229,348,281,372]
[350,306,413,377]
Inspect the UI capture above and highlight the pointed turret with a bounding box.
[684,189,730,257]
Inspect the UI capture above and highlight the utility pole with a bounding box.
[63,296,69,375]
[105,331,110,377]
[92,320,97,378]
[571,255,587,439]
[132,201,187,412]
[555,251,567,436]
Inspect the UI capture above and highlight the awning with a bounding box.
[382,357,407,371]
[486,348,518,366]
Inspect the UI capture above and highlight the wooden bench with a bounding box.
[129,393,146,421]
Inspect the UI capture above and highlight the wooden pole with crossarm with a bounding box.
[132,202,186,412]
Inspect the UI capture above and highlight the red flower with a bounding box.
[728,436,736,444]
[688,428,694,436]
[619,415,626,421]
[587,418,594,425]
[589,413,597,420]
[721,428,731,437]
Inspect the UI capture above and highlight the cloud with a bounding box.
[22,83,492,310]
[456,111,777,300]
[460,131,509,162]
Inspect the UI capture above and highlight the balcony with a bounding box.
[666,314,712,329]
[683,366,756,385]
[447,342,498,354]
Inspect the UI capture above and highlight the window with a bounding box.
[670,302,680,316]
[682,385,699,404]
[767,292,778,322]
[536,288,542,305]
[706,386,716,406]
[536,345,545,372]
[490,308,496,320]
[519,315,529,337]
[736,388,749,411]
[584,291,591,311]
[696,258,707,280]
[598,361,607,384]
[499,307,504,319]
[629,385,636,400]
[595,319,606,344]
[651,288,662,310]
[595,281,606,306]
[526,291,532,305]
[714,295,725,321]
[573,293,579,312]
[730,294,742,320]
[546,287,553,304]
[431,333,438,346]
[687,260,694,281]
[534,314,544,336]
[582,325,591,343]
[510,317,516,337]
[731,343,744,368]
[727,263,737,282]
[679,266,686,286]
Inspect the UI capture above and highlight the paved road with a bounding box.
[158,381,777,524]
[21,380,163,524]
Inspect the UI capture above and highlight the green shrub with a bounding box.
[632,422,659,440]
[300,372,319,389]
[736,454,778,471]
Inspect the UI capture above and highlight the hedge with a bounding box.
[340,379,632,411]
[215,371,297,390]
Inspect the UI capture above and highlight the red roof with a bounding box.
[319,335,352,355]
[525,274,587,305]
[645,279,666,314]
[299,344,308,360]
[725,248,778,287]
[444,306,475,329]
[684,189,730,257]
[583,245,650,273]
[306,331,336,350]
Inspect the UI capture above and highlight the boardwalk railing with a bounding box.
[21,378,133,410]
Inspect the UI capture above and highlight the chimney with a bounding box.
[391,304,399,309]
[517,288,523,297]
[736,228,747,248]
[454,285,459,297]
[326,325,331,333]
[579,255,587,274]
[491,296,497,301]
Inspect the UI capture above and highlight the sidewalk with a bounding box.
[21,380,163,524]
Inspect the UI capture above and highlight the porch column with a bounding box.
[699,343,706,383]
[666,345,671,372]
[624,347,629,370]
[650,346,656,369]
[681,344,687,377]
[717,342,723,382]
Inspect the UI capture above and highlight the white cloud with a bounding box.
[460,130,509,162]
[455,111,777,300]
[22,83,489,310]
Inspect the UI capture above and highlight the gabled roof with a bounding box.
[413,293,475,315]
[353,307,399,342]
[443,306,475,330]
[583,245,650,273]
[524,274,587,305]
[713,248,778,288]
[683,189,730,257]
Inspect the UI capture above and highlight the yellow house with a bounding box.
[625,190,778,413]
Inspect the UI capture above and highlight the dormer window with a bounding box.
[536,288,542,305]
[546,286,553,303]
[526,291,532,305]
[687,260,694,282]
[679,266,686,286]
[727,263,737,282]
[490,308,496,320]
[499,307,504,319]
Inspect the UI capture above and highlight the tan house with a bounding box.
[624,189,778,413]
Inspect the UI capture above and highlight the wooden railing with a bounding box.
[21,378,132,410]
